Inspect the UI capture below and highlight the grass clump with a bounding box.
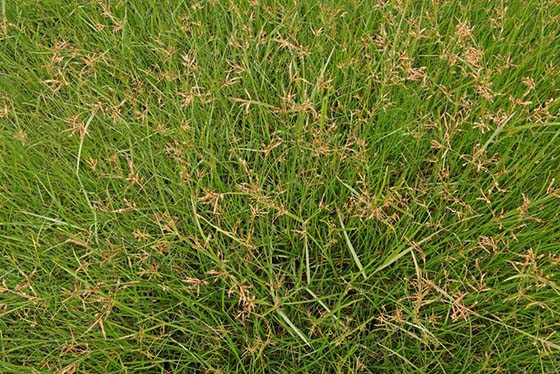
[1,0,560,372]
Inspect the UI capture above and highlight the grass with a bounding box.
[1,0,560,372]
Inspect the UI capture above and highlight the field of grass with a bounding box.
[1,0,560,372]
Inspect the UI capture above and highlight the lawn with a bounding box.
[1,0,560,372]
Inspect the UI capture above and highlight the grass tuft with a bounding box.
[1,0,560,372]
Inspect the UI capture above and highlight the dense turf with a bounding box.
[1,0,560,372]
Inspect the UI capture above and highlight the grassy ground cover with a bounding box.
[1,0,560,372]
